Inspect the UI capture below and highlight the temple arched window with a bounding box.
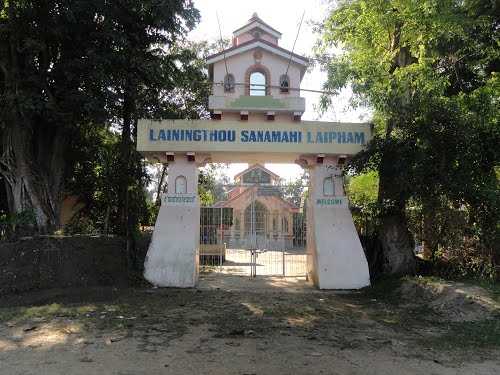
[224,73,235,93]
[282,217,289,233]
[279,74,290,93]
[175,175,187,194]
[249,71,266,96]
[244,201,267,234]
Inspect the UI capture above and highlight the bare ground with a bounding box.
[1,275,499,375]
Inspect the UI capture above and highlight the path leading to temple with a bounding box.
[202,247,307,277]
[1,278,499,375]
[198,274,313,293]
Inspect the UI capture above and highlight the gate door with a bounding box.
[199,185,307,278]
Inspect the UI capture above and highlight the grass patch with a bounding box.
[360,276,404,304]
[0,303,75,323]
[471,280,500,303]
[0,301,129,328]
[411,275,500,300]
[422,318,500,350]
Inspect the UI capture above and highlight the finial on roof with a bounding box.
[251,12,259,19]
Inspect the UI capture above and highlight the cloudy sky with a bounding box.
[190,0,370,181]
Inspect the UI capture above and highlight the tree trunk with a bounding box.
[422,199,439,260]
[378,214,415,274]
[4,176,23,214]
[104,205,110,235]
[1,121,65,233]
[155,164,167,206]
[376,126,416,275]
[118,73,139,270]
[0,2,65,233]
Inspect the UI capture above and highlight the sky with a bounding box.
[190,0,371,182]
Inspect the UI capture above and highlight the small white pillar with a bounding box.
[144,156,200,287]
[306,162,370,289]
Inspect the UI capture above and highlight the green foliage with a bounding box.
[64,215,99,236]
[65,127,126,233]
[347,171,379,209]
[427,235,497,281]
[347,171,380,235]
[280,171,309,208]
[198,169,216,207]
[0,0,206,236]
[318,0,499,279]
[0,0,119,230]
[199,189,215,207]
[0,209,36,240]
[198,164,231,206]
[59,10,222,229]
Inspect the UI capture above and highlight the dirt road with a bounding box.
[1,276,499,374]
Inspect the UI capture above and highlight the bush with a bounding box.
[64,213,100,235]
[432,237,497,281]
[0,210,36,241]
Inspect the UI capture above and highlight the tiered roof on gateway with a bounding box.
[232,12,282,46]
[206,14,308,68]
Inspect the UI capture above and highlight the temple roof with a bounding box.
[232,13,282,38]
[213,185,299,211]
[234,163,281,182]
[206,38,308,67]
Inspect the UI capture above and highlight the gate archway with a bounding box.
[138,13,371,289]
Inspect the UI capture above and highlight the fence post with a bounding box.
[251,250,256,278]
[219,208,223,271]
[282,250,285,277]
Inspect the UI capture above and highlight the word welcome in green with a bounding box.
[165,196,196,203]
[316,198,344,206]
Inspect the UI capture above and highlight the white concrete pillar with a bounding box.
[144,157,200,287]
[306,162,370,289]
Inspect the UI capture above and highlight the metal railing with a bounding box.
[199,189,307,278]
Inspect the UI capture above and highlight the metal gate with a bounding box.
[199,186,307,278]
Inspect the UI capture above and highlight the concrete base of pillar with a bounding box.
[306,163,370,290]
[144,198,199,287]
[307,198,370,289]
[143,158,200,288]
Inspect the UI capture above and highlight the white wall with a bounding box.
[212,49,302,99]
[219,112,297,123]
[235,32,278,46]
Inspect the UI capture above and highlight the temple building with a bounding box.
[213,164,298,249]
